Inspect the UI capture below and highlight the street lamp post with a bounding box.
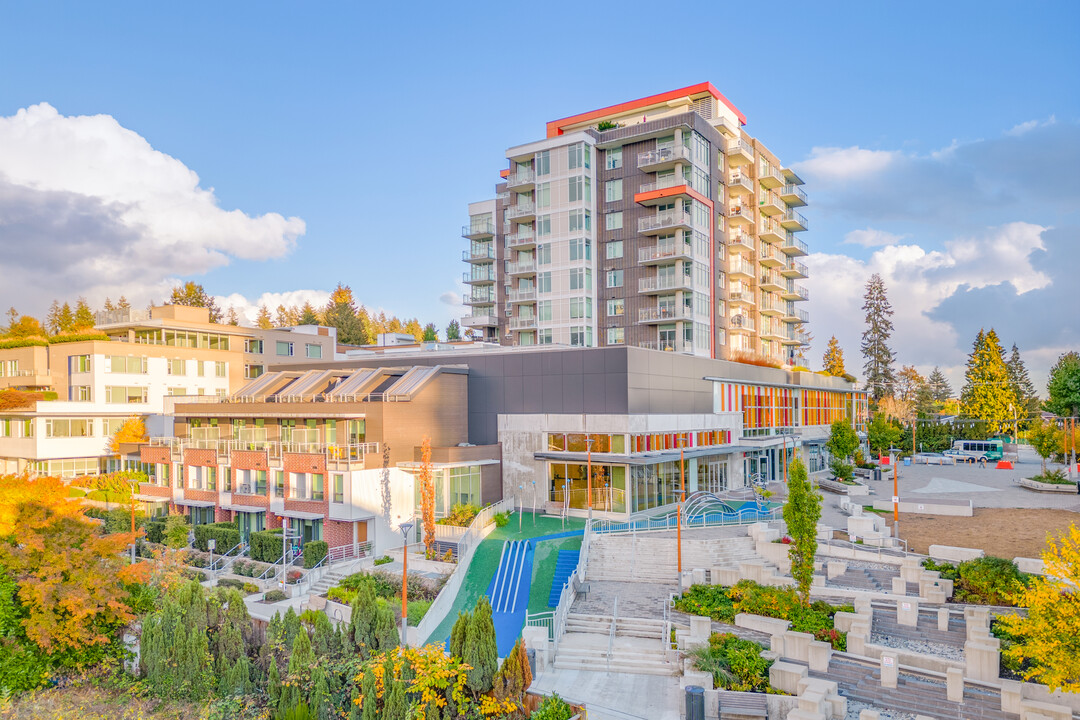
[129,480,138,564]
[586,434,595,521]
[677,434,687,592]
[399,519,414,646]
[890,448,900,538]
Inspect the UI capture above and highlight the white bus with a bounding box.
[945,439,1005,463]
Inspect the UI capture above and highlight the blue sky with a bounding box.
[1,1,1077,388]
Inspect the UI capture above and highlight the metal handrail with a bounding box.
[607,596,618,671]
[209,542,246,572]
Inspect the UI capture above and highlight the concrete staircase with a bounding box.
[828,566,913,594]
[554,612,678,676]
[587,534,761,584]
[308,560,364,597]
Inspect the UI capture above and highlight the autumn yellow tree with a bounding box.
[1000,523,1080,691]
[822,336,845,376]
[419,437,436,559]
[255,305,273,329]
[106,415,148,454]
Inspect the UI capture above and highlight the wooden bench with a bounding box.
[717,690,767,718]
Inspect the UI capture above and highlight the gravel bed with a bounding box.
[844,560,901,571]
[870,632,965,661]
[845,700,917,720]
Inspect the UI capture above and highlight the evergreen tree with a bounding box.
[282,606,303,649]
[422,322,438,342]
[357,305,375,343]
[323,283,366,345]
[255,305,273,329]
[927,367,952,404]
[446,319,461,341]
[73,297,95,330]
[139,580,213,700]
[226,307,241,326]
[960,328,1018,433]
[117,295,131,311]
[372,603,399,652]
[449,610,469,659]
[57,302,75,334]
[783,457,820,605]
[1045,351,1080,419]
[45,300,62,335]
[463,596,498,695]
[169,281,223,322]
[822,336,845,376]
[860,273,896,401]
[381,661,407,720]
[299,302,320,326]
[359,669,378,720]
[311,611,334,657]
[309,665,330,720]
[279,627,314,714]
[103,297,116,312]
[267,655,282,706]
[1006,344,1040,423]
[493,637,532,706]
[348,579,378,654]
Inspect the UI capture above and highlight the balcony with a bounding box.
[781,234,809,256]
[759,220,785,244]
[759,166,784,189]
[462,220,496,239]
[786,280,812,302]
[782,307,810,324]
[638,340,695,354]
[713,115,739,137]
[727,139,755,166]
[463,290,495,306]
[727,173,754,196]
[759,271,785,292]
[759,294,785,316]
[781,209,808,231]
[783,168,805,186]
[508,316,536,330]
[728,257,756,279]
[780,184,808,207]
[726,206,755,226]
[758,192,784,216]
[728,314,755,333]
[758,242,785,268]
[636,177,693,205]
[728,290,756,307]
[638,274,692,294]
[638,305,693,323]
[638,242,692,265]
[463,269,495,285]
[780,259,809,279]
[506,201,536,223]
[507,260,536,276]
[506,229,536,250]
[462,314,497,328]
[728,233,755,253]
[638,209,693,234]
[637,144,692,172]
[506,169,535,191]
[462,246,495,263]
[507,288,537,303]
[638,174,690,194]
[761,323,787,341]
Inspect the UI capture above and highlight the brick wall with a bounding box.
[215,507,232,523]
[325,519,353,548]
[283,452,326,474]
[232,494,269,509]
[231,450,269,471]
[283,498,328,515]
[266,513,283,530]
[141,446,170,464]
[184,448,217,467]
[185,489,219,504]
[139,483,172,498]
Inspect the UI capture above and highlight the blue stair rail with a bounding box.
[547,549,581,607]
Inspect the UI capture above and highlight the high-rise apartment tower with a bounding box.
[460,83,809,364]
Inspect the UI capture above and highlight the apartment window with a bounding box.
[606,240,624,259]
[333,474,344,503]
[605,211,623,231]
[305,344,322,359]
[570,298,585,319]
[538,329,553,344]
[214,361,227,377]
[311,473,325,501]
[605,179,623,203]
[606,269,624,288]
[537,300,552,323]
[167,387,185,396]
[606,327,625,345]
[536,150,550,176]
[570,268,585,291]
[570,327,586,347]
[45,418,92,438]
[585,145,591,169]
[537,181,551,209]
[537,215,551,237]
[568,209,584,233]
[71,386,91,402]
[107,356,147,374]
[606,147,622,170]
[166,358,186,376]
[276,341,294,356]
[275,470,285,497]
[105,386,148,404]
[568,143,583,170]
[569,238,590,262]
[21,419,33,438]
[537,243,551,265]
[0,419,9,438]
[607,298,624,317]
[197,360,207,377]
[245,339,264,354]
[71,355,90,373]
[538,272,552,294]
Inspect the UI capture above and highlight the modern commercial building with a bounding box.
[0,305,338,478]
[460,83,810,365]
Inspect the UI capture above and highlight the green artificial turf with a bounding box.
[422,513,584,645]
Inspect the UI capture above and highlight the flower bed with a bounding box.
[675,581,852,650]
[921,557,1029,606]
[689,632,777,692]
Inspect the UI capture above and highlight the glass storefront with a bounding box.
[548,463,626,513]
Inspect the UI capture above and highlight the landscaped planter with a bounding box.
[817,478,869,496]
[1018,477,1078,493]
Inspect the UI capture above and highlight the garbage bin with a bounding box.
[684,685,705,720]
[903,457,911,466]
[873,468,882,483]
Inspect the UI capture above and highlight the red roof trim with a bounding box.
[545,82,746,138]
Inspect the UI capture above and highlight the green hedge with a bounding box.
[193,521,241,553]
[48,333,110,344]
[0,338,48,349]
[146,520,166,545]
[303,540,328,569]
[250,528,284,563]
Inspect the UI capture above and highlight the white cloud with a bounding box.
[1006,115,1056,137]
[842,228,907,247]
[439,291,462,307]
[217,290,332,325]
[0,102,305,313]
[793,146,898,182]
